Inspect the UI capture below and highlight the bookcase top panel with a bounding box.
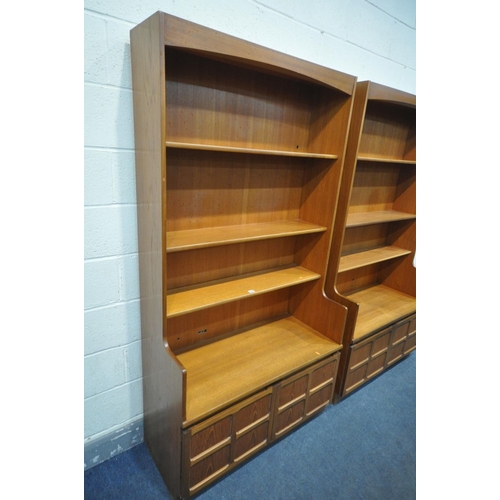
[158,12,356,94]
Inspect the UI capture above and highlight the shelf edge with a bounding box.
[357,155,416,165]
[338,246,412,273]
[166,220,327,253]
[166,141,338,159]
[166,266,321,318]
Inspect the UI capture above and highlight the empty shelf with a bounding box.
[346,284,416,341]
[339,246,412,273]
[167,220,327,252]
[346,210,416,228]
[177,316,341,426]
[166,266,320,318]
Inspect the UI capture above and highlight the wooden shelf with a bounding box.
[177,316,341,426]
[166,220,327,253]
[166,266,320,318]
[346,210,416,228]
[357,155,416,165]
[166,141,338,159]
[338,246,412,273]
[346,284,416,341]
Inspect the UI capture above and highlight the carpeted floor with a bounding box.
[85,352,416,500]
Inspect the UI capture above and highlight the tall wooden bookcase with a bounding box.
[325,81,416,400]
[130,12,356,499]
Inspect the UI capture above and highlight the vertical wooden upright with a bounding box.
[130,12,184,498]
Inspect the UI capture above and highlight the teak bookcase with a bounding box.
[130,12,356,499]
[325,81,416,400]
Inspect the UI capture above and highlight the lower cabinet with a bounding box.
[181,353,340,498]
[343,314,416,396]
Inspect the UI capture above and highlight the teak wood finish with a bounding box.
[131,12,356,499]
[325,81,416,401]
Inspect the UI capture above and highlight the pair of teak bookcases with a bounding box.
[130,11,416,499]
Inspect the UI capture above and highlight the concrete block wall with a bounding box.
[84,0,416,469]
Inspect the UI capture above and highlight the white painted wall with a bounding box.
[84,0,416,468]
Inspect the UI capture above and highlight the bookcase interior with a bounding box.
[165,47,347,155]
[163,46,352,425]
[358,101,416,161]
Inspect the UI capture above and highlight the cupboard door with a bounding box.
[366,352,387,379]
[182,388,273,497]
[371,329,391,357]
[386,341,405,365]
[366,330,391,378]
[184,417,232,495]
[344,361,368,394]
[387,314,416,365]
[404,316,416,354]
[349,343,371,369]
[189,417,232,462]
[233,393,273,463]
[273,373,308,438]
[392,320,410,346]
[188,446,231,494]
[233,421,269,464]
[273,354,339,438]
[404,332,416,354]
[306,358,337,415]
[306,384,334,416]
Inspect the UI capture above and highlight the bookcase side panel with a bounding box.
[131,12,184,499]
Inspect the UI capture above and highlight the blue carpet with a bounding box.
[85,352,415,499]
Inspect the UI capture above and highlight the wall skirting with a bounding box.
[84,418,143,470]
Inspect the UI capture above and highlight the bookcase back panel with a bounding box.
[377,255,416,297]
[336,263,380,295]
[337,254,415,298]
[385,220,416,249]
[347,163,401,214]
[358,102,416,161]
[342,225,389,256]
[166,49,313,152]
[393,166,416,214]
[166,239,296,290]
[342,218,415,257]
[379,227,416,297]
[167,289,290,352]
[307,91,353,154]
[166,150,306,231]
[166,48,350,155]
